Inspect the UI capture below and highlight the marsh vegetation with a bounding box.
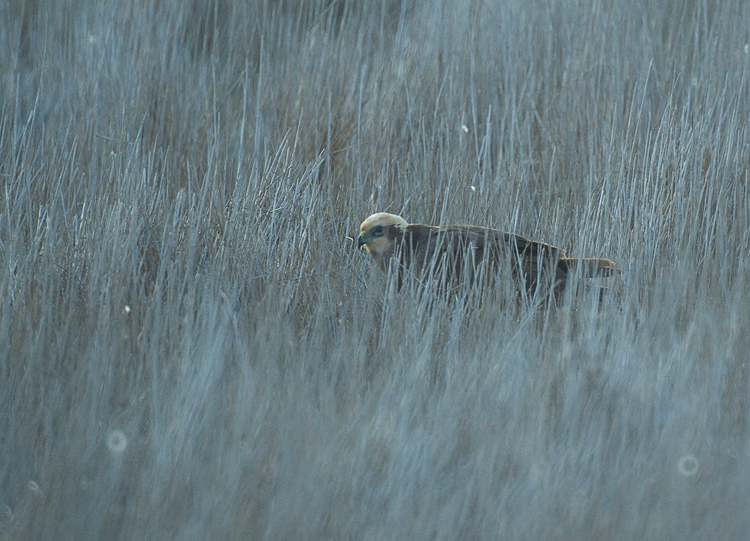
[2,0,749,538]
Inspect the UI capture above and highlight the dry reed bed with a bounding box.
[1,0,749,538]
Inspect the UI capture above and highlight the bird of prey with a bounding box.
[357,212,618,299]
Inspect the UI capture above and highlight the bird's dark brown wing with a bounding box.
[399,224,567,295]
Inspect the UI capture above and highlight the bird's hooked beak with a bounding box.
[357,232,372,248]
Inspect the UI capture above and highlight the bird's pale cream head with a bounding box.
[357,212,408,271]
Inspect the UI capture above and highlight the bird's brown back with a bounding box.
[397,224,571,296]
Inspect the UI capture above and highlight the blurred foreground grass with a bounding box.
[1,0,749,538]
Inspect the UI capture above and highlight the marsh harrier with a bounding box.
[357,212,618,299]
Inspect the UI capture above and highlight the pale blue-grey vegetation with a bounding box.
[2,0,749,538]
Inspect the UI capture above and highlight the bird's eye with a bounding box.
[374,225,383,235]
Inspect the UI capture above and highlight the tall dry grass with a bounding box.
[1,0,749,538]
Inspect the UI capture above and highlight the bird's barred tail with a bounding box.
[561,257,619,277]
